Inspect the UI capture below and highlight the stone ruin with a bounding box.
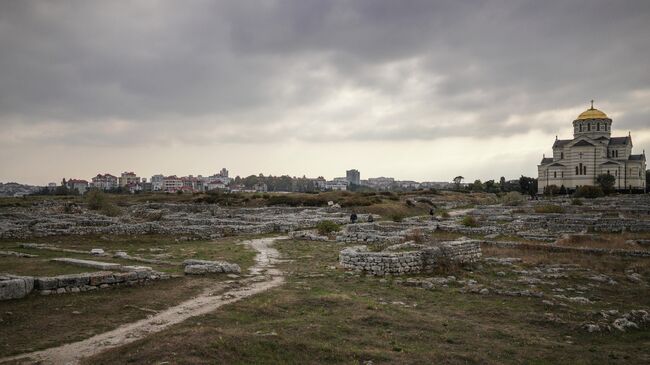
[0,202,350,239]
[1,268,168,300]
[339,238,482,276]
[183,259,241,275]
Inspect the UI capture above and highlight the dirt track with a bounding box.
[1,236,286,365]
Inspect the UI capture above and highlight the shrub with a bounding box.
[596,174,616,194]
[390,213,406,222]
[437,209,450,218]
[85,189,121,216]
[316,220,341,235]
[571,198,583,206]
[534,204,565,214]
[501,191,524,206]
[461,215,478,227]
[574,185,605,199]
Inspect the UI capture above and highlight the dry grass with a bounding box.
[83,238,650,365]
[554,233,650,251]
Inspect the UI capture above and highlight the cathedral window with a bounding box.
[575,166,579,175]
[583,166,587,175]
[579,124,583,132]
[597,123,600,131]
[560,152,564,159]
[554,172,557,178]
[588,123,591,131]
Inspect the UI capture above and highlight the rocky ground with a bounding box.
[0,193,649,364]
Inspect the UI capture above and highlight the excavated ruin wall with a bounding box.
[339,240,482,276]
[0,270,170,300]
[0,204,350,239]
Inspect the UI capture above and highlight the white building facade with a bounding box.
[538,104,646,194]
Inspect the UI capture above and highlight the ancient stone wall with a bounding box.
[0,269,169,300]
[339,239,482,276]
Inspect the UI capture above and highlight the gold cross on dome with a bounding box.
[590,100,594,109]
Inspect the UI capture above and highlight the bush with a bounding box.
[390,213,406,222]
[534,204,565,214]
[461,215,478,227]
[85,189,121,216]
[316,220,341,235]
[571,198,583,206]
[501,191,524,206]
[574,186,604,199]
[437,209,450,218]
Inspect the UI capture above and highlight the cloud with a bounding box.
[0,0,648,183]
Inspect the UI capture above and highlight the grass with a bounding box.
[0,235,259,357]
[0,234,257,275]
[461,215,479,227]
[82,238,650,364]
[315,220,341,235]
[0,277,218,357]
[534,204,566,214]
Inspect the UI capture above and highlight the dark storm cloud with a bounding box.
[1,0,649,145]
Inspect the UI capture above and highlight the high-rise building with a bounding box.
[346,169,360,185]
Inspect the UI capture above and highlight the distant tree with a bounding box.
[484,179,498,193]
[558,185,567,195]
[453,176,464,190]
[543,184,559,197]
[54,185,70,196]
[471,180,484,192]
[596,173,616,194]
[499,176,506,192]
[519,176,538,198]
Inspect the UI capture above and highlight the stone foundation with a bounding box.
[339,239,482,276]
[182,259,241,274]
[0,275,34,300]
[1,269,169,300]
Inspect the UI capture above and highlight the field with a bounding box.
[1,192,649,364]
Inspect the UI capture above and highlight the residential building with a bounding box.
[66,179,89,194]
[162,176,183,192]
[118,172,140,187]
[346,169,361,185]
[151,174,164,191]
[91,174,118,190]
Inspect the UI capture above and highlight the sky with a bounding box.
[1,0,649,185]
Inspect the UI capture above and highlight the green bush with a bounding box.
[571,198,583,206]
[461,216,478,227]
[390,213,406,222]
[316,220,341,235]
[534,204,565,213]
[574,185,605,199]
[437,209,450,218]
[501,191,524,206]
[85,189,121,216]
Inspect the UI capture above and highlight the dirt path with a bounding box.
[1,236,287,365]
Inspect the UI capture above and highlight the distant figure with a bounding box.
[367,214,374,223]
[429,208,437,221]
[350,212,358,224]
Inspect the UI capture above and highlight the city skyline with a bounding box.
[1,1,649,185]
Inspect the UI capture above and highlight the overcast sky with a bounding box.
[1,0,649,185]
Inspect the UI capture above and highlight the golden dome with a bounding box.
[576,102,608,120]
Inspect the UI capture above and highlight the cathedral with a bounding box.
[538,102,646,194]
